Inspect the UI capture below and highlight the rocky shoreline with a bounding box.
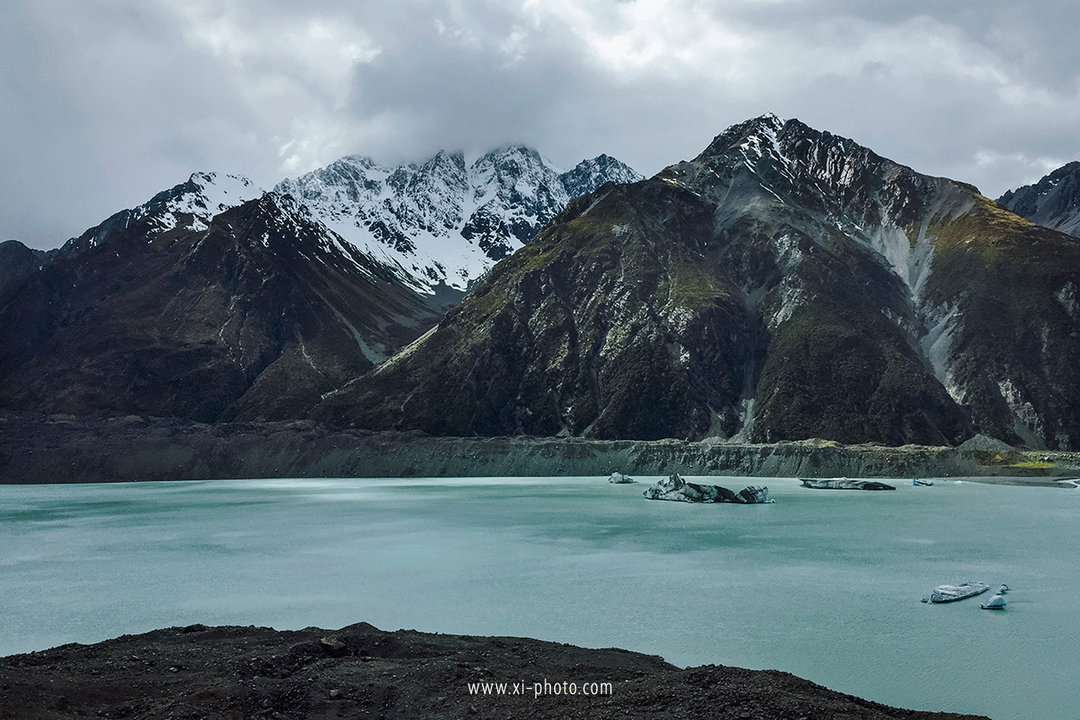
[2,413,1078,484]
[0,622,988,720]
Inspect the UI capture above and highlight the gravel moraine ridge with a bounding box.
[0,623,989,720]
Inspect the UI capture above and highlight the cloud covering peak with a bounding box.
[3,0,1078,248]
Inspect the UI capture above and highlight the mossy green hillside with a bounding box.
[753,301,971,446]
[316,118,1080,449]
[317,180,754,440]
[920,195,1080,447]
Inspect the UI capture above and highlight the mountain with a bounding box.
[0,240,58,297]
[316,115,1080,450]
[59,171,264,257]
[0,174,445,422]
[0,173,255,296]
[997,161,1080,237]
[275,147,643,293]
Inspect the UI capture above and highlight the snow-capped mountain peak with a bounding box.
[696,113,786,165]
[152,171,263,232]
[183,171,259,214]
[110,170,266,238]
[275,146,642,293]
[60,171,264,255]
[561,154,645,198]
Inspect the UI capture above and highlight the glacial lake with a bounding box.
[1,476,1078,719]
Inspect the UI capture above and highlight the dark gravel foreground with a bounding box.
[0,623,989,720]
[3,413,1079,483]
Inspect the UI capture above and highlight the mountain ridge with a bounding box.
[316,115,1080,450]
[274,146,643,293]
[997,160,1080,237]
[0,187,446,422]
[0,145,642,424]
[4,121,1078,450]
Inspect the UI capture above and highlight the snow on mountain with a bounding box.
[119,170,264,236]
[154,172,263,232]
[55,146,639,295]
[2,184,448,424]
[560,154,645,198]
[63,171,264,256]
[275,147,643,293]
[664,113,977,312]
[2,146,640,423]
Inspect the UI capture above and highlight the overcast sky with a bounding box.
[3,0,1079,249]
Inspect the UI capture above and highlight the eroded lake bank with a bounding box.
[3,413,1078,483]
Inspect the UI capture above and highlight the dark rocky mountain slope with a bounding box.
[0,240,57,297]
[0,186,446,422]
[998,160,1080,237]
[318,115,1080,449]
[0,148,641,426]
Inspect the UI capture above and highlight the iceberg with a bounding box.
[800,478,896,491]
[643,474,773,504]
[921,582,991,603]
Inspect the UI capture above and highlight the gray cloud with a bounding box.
[2,0,1078,249]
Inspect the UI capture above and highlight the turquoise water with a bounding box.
[1,477,1077,719]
